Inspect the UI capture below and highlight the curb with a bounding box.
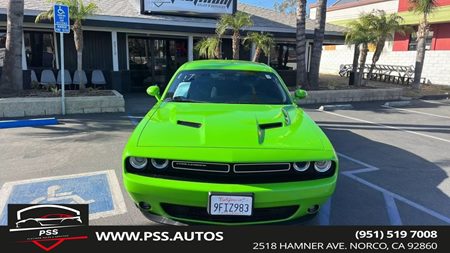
[420,94,449,100]
[318,104,354,111]
[383,101,411,107]
[292,88,404,105]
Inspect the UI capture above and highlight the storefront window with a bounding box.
[128,36,188,91]
[269,43,297,71]
[24,32,56,68]
[408,30,434,51]
[0,32,6,67]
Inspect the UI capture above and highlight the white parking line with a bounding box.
[338,153,378,170]
[322,110,450,144]
[343,171,450,224]
[338,153,450,224]
[382,105,450,120]
[421,99,450,106]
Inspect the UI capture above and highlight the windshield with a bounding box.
[164,70,292,105]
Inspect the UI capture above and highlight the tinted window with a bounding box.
[165,70,291,105]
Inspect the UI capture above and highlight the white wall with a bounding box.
[320,46,450,85]
[310,0,399,21]
[327,0,399,22]
[310,7,317,19]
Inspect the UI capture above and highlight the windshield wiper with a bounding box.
[168,97,204,103]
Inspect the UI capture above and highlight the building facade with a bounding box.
[311,0,450,85]
[0,0,344,92]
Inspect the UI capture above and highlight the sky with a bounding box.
[239,0,339,9]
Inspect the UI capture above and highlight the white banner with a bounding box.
[143,0,235,16]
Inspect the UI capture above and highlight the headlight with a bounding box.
[151,159,169,169]
[293,162,310,172]
[129,157,148,169]
[314,161,332,172]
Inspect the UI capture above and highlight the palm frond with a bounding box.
[36,0,99,24]
[35,9,54,23]
[216,12,253,36]
[243,32,274,55]
[195,37,220,59]
[408,0,437,14]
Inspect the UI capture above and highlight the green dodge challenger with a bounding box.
[123,60,338,225]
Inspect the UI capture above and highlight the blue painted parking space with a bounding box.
[0,170,126,225]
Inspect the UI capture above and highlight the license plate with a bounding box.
[208,194,253,216]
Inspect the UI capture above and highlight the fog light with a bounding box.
[293,162,310,172]
[138,201,151,210]
[129,157,148,170]
[314,161,332,173]
[151,159,169,169]
[307,205,320,214]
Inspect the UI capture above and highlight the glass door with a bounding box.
[153,39,167,86]
[128,36,188,92]
[128,37,153,91]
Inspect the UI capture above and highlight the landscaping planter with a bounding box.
[293,88,404,105]
[0,90,125,118]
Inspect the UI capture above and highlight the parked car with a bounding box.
[123,60,338,225]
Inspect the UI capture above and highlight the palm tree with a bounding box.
[345,16,375,86]
[296,0,308,89]
[216,12,253,60]
[36,0,98,90]
[308,0,327,90]
[195,37,221,59]
[409,0,437,89]
[243,32,274,62]
[366,10,405,79]
[0,0,24,93]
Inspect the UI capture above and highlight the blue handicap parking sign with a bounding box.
[0,171,126,225]
[54,4,70,33]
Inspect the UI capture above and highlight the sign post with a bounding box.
[54,4,70,115]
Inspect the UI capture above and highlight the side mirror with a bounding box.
[294,89,308,99]
[147,85,161,101]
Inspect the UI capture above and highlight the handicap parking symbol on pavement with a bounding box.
[0,170,126,225]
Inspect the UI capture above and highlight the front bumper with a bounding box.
[124,172,337,225]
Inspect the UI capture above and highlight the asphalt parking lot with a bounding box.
[0,96,449,225]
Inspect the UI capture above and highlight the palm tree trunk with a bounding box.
[232,31,240,60]
[357,43,369,86]
[368,39,385,80]
[308,0,327,90]
[296,0,308,89]
[351,43,360,85]
[73,20,85,90]
[215,39,222,59]
[253,47,262,62]
[412,15,428,89]
[0,0,24,93]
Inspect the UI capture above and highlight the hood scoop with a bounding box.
[258,122,283,130]
[177,120,202,128]
[257,122,283,145]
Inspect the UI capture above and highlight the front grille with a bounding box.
[126,158,336,184]
[172,161,230,173]
[161,203,299,223]
[234,163,291,173]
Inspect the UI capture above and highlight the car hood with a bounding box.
[137,102,326,150]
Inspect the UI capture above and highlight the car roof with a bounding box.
[179,60,275,73]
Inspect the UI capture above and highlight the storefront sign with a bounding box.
[143,0,236,17]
